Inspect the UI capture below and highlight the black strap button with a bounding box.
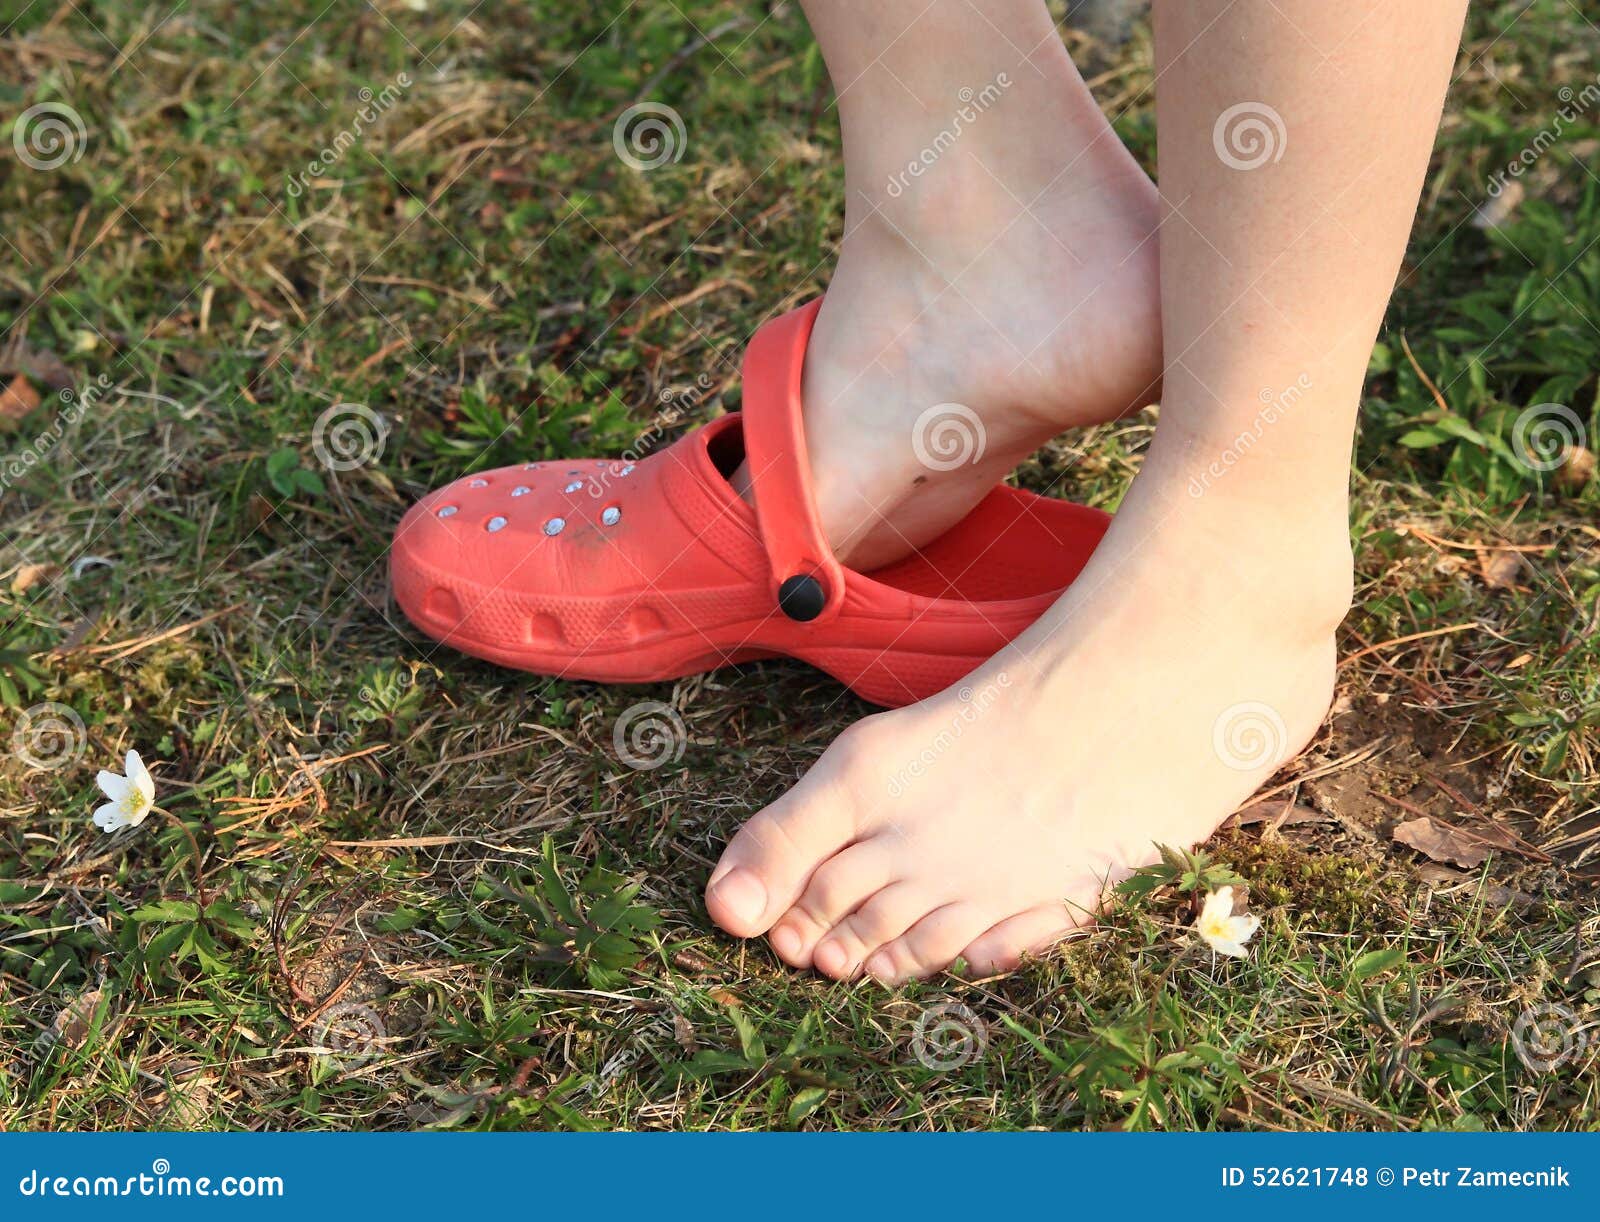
[778,574,826,622]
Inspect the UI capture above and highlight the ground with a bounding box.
[1,0,1597,1131]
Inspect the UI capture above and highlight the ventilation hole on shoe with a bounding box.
[601,505,621,526]
[566,469,580,475]
[422,587,462,623]
[618,464,635,476]
[543,517,566,536]
[524,612,565,645]
[486,516,508,532]
[468,478,489,488]
[511,485,531,497]
[436,505,458,518]
[626,606,665,636]
[563,480,583,493]
[521,462,539,470]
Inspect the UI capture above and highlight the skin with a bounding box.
[708,0,1471,983]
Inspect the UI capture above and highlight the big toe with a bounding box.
[707,787,858,939]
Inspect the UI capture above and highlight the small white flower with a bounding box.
[93,749,156,832]
[1195,885,1260,959]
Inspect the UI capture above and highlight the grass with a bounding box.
[1,0,1598,1131]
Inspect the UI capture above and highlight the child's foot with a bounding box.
[706,457,1352,982]
[733,96,1161,570]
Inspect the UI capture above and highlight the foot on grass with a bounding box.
[706,463,1351,982]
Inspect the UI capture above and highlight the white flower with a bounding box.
[1195,886,1260,958]
[93,749,156,832]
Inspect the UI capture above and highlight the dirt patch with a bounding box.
[1239,690,1579,906]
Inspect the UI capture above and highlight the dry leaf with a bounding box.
[37,987,107,1054]
[0,375,41,428]
[0,340,73,390]
[1415,864,1535,910]
[1393,816,1525,869]
[1478,548,1523,590]
[1224,801,1332,830]
[670,947,711,973]
[672,1012,698,1055]
[11,562,60,593]
[1556,444,1596,493]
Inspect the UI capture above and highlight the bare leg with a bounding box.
[732,0,1161,570]
[707,0,1468,982]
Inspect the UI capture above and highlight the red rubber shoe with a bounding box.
[390,299,1109,708]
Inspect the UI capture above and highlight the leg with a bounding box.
[708,0,1468,981]
[732,0,1161,570]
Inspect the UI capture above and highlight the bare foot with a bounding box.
[705,457,1352,982]
[733,100,1161,570]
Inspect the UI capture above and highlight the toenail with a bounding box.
[770,924,801,961]
[814,941,848,977]
[709,868,766,928]
[864,952,894,980]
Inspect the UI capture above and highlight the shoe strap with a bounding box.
[740,298,844,624]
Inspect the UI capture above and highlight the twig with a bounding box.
[632,17,753,103]
[1339,622,1479,668]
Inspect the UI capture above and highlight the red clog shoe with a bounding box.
[390,299,1109,708]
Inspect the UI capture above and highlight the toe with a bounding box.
[706,788,858,939]
[864,903,998,986]
[959,903,1083,976]
[768,841,896,969]
[812,883,932,980]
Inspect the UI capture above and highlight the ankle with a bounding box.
[842,105,1157,261]
[1115,458,1356,639]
